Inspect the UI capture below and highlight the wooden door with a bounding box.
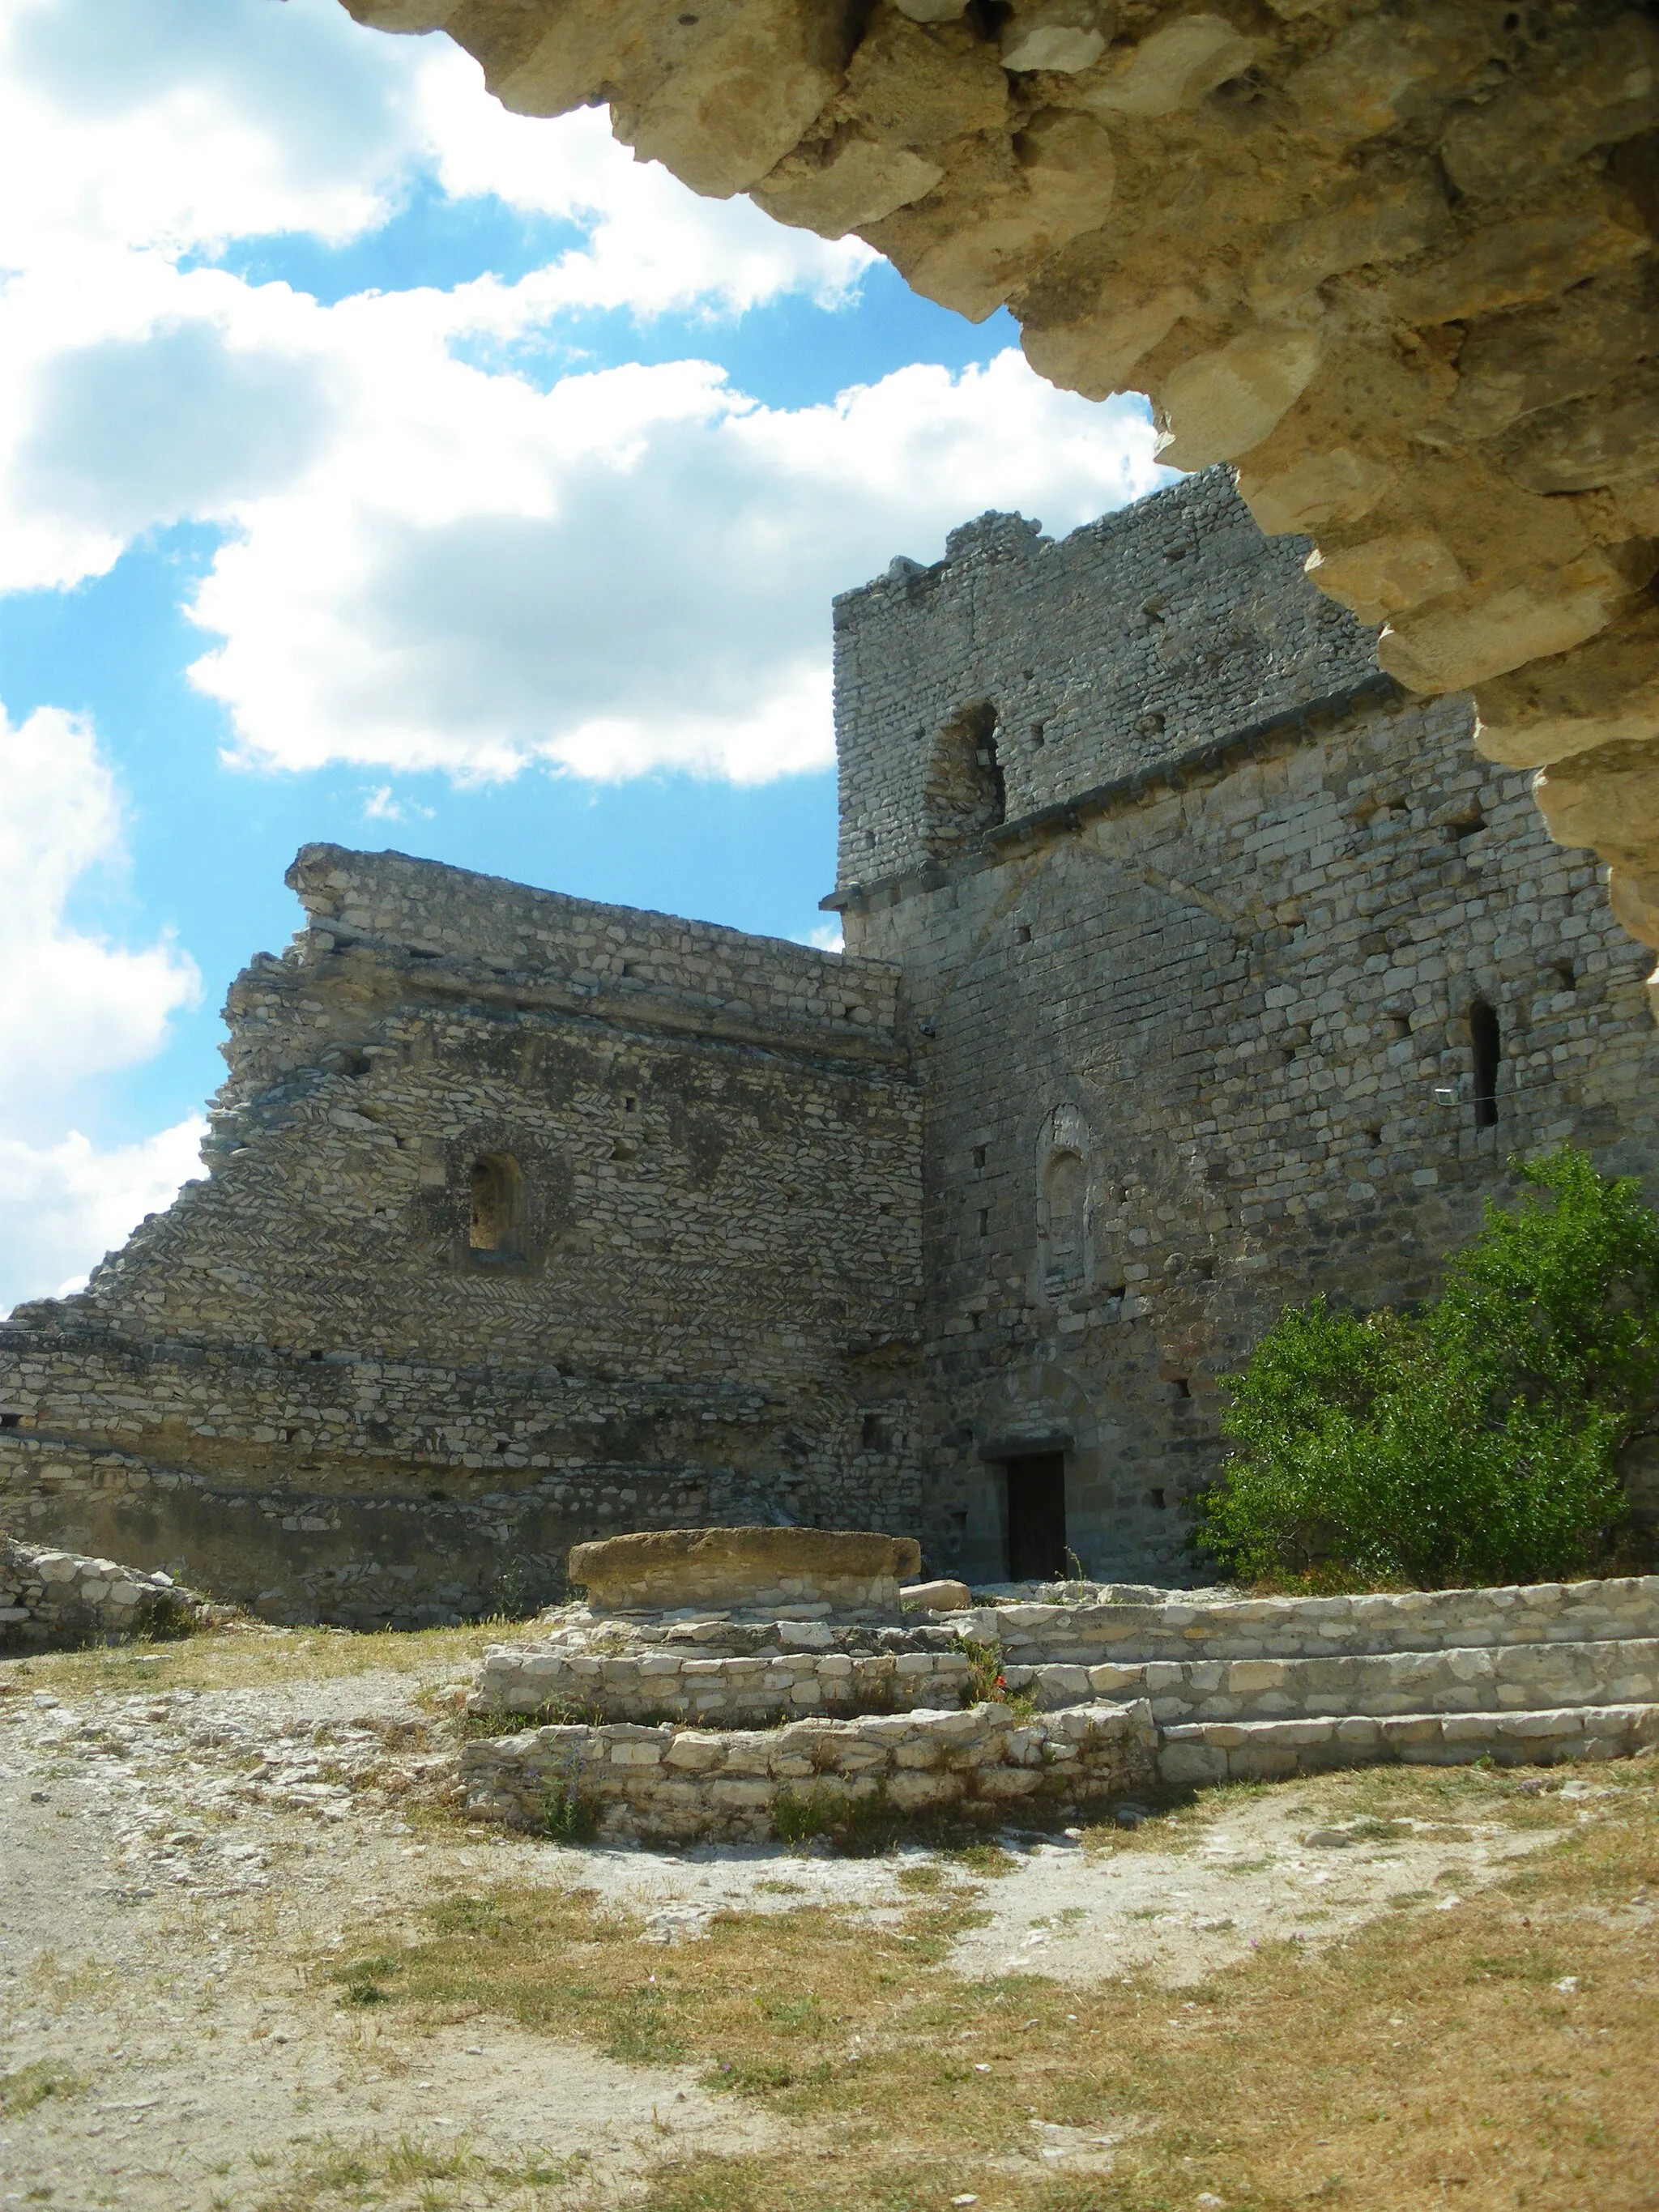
[1004,1452,1067,1580]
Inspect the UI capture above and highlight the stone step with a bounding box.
[967,1575,1659,1668]
[463,1697,1157,1845]
[1157,1702,1659,1784]
[473,1640,974,1725]
[1011,1637,1659,1724]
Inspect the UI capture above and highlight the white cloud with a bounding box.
[0,1,873,598]
[0,0,431,263]
[0,1118,207,1312]
[0,703,201,1121]
[416,76,872,318]
[0,698,204,1313]
[0,2,1166,789]
[185,340,1165,783]
[0,0,864,307]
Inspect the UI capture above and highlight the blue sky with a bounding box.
[0,0,1166,1308]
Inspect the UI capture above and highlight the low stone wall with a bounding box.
[0,1539,207,1652]
[462,1698,1157,1845]
[1010,1637,1659,1725]
[569,1527,921,1618]
[1159,1704,1659,1784]
[473,1640,972,1726]
[458,1568,1659,1847]
[966,1577,1659,1669]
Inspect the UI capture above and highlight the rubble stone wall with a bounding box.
[1013,1637,1659,1724]
[473,1639,975,1726]
[834,468,1381,888]
[4,481,1654,1606]
[0,853,923,1625]
[0,1537,206,1652]
[971,1575,1659,1667]
[834,484,1659,1583]
[462,1695,1159,1845]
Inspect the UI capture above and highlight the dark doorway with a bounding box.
[1469,999,1500,1130]
[1004,1452,1068,1580]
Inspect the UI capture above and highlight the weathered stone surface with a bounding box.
[965,1576,1659,1668]
[830,473,1657,1580]
[463,1692,1157,1842]
[337,0,1659,980]
[568,1525,921,1613]
[0,1537,211,1651]
[901,1577,971,1612]
[459,1566,1659,1839]
[0,857,922,1623]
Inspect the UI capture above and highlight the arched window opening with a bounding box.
[1042,1149,1087,1293]
[1469,999,1500,1130]
[468,1153,524,1254]
[922,701,1004,856]
[1036,1103,1092,1301]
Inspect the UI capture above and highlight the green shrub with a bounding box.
[770,1782,898,1854]
[1197,1144,1659,1589]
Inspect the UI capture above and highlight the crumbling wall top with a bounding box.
[833,471,1384,892]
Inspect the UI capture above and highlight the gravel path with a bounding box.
[0,1650,774,2210]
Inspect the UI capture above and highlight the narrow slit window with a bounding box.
[1470,1000,1500,1130]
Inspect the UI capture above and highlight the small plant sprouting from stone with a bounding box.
[771,1782,897,1855]
[335,1954,399,2008]
[1037,1549,1093,1605]
[540,1751,599,1843]
[138,1592,198,1643]
[772,1787,836,1848]
[492,1558,545,1622]
[956,1637,1005,1704]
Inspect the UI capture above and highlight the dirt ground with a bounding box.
[1,1628,1652,2212]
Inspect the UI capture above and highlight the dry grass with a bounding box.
[253,2133,583,2212]
[318,1761,1659,2212]
[0,1622,505,1699]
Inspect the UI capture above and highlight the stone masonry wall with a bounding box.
[834,467,1381,889]
[970,1575,1659,1667]
[0,1537,208,1652]
[6,478,1654,1616]
[474,1640,974,1728]
[0,853,923,1625]
[834,478,1659,1585]
[463,1697,1158,1846]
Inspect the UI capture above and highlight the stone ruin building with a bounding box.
[1,471,1655,1623]
[344,0,1659,1006]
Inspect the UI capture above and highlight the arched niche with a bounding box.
[1036,1102,1092,1301]
[467,1152,525,1259]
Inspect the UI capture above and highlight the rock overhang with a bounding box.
[336,0,1659,1004]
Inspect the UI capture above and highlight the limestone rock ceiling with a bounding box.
[341,0,1659,1000]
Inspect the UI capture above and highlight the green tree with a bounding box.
[1197,1144,1659,1588]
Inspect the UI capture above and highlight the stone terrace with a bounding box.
[461,1568,1659,1845]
